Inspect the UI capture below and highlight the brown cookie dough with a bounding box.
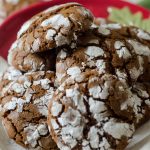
[48,70,135,150]
[0,71,58,149]
[8,2,94,72]
[0,0,39,23]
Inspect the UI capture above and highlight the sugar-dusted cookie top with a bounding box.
[0,66,22,93]
[55,25,150,127]
[48,69,135,150]
[0,70,58,149]
[8,3,94,72]
[56,23,150,83]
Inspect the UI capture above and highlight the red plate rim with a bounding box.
[0,0,149,59]
[0,0,149,29]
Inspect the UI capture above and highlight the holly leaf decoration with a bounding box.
[108,7,150,32]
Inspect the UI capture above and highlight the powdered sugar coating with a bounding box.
[32,38,41,52]
[98,26,110,35]
[96,59,106,74]
[48,71,135,150]
[8,2,94,72]
[49,22,150,149]
[67,66,81,77]
[132,28,150,41]
[128,40,150,57]
[0,66,22,81]
[114,41,131,60]
[17,3,92,51]
[85,46,104,58]
[129,56,144,81]
[24,123,49,148]
[55,43,109,84]
[46,29,56,40]
[2,8,150,150]
[103,120,134,139]
[103,23,121,29]
[0,71,57,149]
[0,66,22,99]
[137,29,150,40]
[41,14,70,29]
[121,91,143,123]
[7,38,55,72]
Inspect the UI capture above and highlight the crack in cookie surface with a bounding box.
[48,70,135,150]
[0,71,58,149]
[8,3,94,72]
[1,3,150,150]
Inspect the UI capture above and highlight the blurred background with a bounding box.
[126,0,150,9]
[0,0,149,25]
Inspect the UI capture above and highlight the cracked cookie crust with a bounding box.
[1,3,150,150]
[48,70,135,150]
[0,71,58,149]
[55,26,150,126]
[0,66,22,94]
[8,2,94,72]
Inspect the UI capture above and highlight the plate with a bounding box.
[0,0,149,59]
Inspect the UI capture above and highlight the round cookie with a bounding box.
[0,71,58,149]
[8,2,94,72]
[48,70,135,150]
[55,24,150,126]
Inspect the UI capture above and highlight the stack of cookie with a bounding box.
[0,2,150,150]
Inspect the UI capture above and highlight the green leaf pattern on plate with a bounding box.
[108,7,150,32]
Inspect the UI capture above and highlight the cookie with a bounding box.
[56,25,150,82]
[0,71,58,149]
[97,25,150,125]
[8,2,94,72]
[55,24,150,126]
[2,3,150,149]
[48,70,135,150]
[8,40,57,72]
